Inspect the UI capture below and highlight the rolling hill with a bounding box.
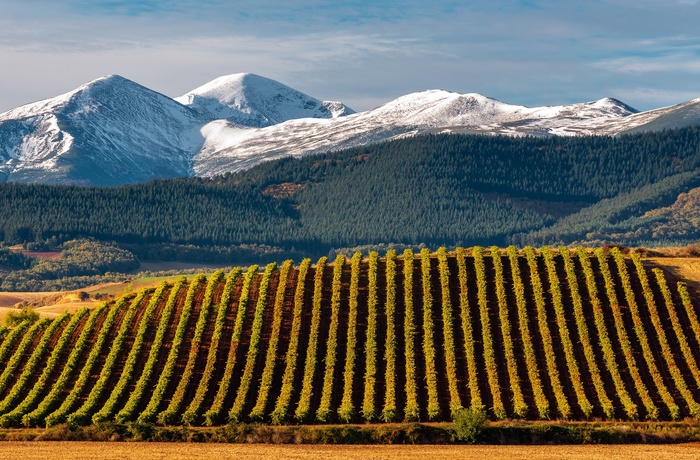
[1,246,700,427]
[1,128,700,257]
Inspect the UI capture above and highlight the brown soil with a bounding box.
[158,281,207,411]
[647,257,700,292]
[52,305,111,408]
[5,251,700,426]
[21,251,61,259]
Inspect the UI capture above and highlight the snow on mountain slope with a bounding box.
[192,90,639,177]
[175,73,354,127]
[0,72,698,185]
[612,97,700,134]
[0,75,204,185]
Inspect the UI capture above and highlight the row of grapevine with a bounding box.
[203,266,258,425]
[362,251,379,421]
[0,313,69,416]
[403,249,420,421]
[116,278,186,423]
[506,246,548,419]
[316,254,345,422]
[611,248,681,418]
[46,295,131,426]
[6,248,700,425]
[473,247,505,419]
[523,246,570,419]
[229,263,277,422]
[295,257,327,422]
[0,321,30,365]
[250,261,293,421]
[0,310,83,425]
[381,250,398,422]
[420,248,440,420]
[594,248,658,419]
[490,246,526,418]
[650,268,700,393]
[271,258,311,424]
[0,318,51,398]
[68,289,149,425]
[611,251,668,414]
[677,282,700,347]
[438,247,463,416]
[139,277,205,424]
[175,272,224,423]
[338,252,362,422]
[558,248,614,419]
[576,248,637,419]
[183,269,239,425]
[23,302,109,427]
[621,252,700,417]
[93,282,170,423]
[594,248,664,420]
[456,248,481,410]
[540,247,592,418]
[158,272,218,425]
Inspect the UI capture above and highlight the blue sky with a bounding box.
[0,0,699,113]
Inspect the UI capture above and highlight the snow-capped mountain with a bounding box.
[192,91,640,176]
[175,73,354,127]
[603,96,700,134]
[0,75,204,185]
[0,73,698,185]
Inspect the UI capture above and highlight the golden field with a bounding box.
[1,442,700,460]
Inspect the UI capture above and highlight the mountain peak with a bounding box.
[85,74,128,84]
[591,97,638,115]
[175,73,354,127]
[178,72,261,98]
[0,73,203,185]
[0,74,149,120]
[1,72,699,185]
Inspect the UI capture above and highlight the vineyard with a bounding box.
[2,246,700,427]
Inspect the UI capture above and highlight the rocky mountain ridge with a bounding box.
[1,73,698,185]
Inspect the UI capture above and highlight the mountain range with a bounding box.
[1,73,699,185]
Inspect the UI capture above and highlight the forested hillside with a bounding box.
[1,127,699,256]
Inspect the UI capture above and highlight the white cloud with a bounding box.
[593,54,700,74]
[1,0,700,114]
[610,87,700,106]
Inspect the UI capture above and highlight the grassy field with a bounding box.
[1,442,699,460]
[0,273,205,323]
[648,257,700,291]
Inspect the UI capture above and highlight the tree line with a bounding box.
[0,127,699,253]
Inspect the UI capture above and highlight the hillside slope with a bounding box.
[0,76,204,185]
[2,128,700,252]
[1,247,700,427]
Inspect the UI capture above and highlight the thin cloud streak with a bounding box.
[0,1,698,113]
[612,87,700,106]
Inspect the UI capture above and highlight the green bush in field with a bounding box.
[3,308,39,327]
[452,407,487,444]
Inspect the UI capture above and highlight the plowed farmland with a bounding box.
[2,246,700,428]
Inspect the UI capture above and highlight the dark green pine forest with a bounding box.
[2,127,700,257]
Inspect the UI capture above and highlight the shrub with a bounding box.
[3,308,39,327]
[452,407,487,443]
